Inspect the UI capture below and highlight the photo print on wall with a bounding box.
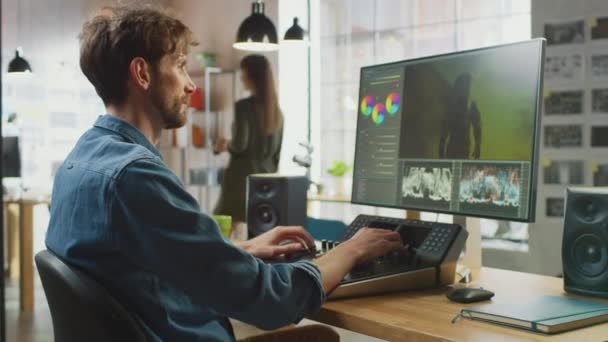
[591,16,608,40]
[593,162,608,186]
[591,53,608,80]
[545,53,584,82]
[546,197,565,217]
[591,126,608,147]
[544,19,585,45]
[592,89,608,114]
[543,160,584,185]
[544,90,584,115]
[544,125,583,148]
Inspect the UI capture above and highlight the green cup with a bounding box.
[212,215,232,238]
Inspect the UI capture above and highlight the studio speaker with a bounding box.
[246,175,308,238]
[563,187,608,298]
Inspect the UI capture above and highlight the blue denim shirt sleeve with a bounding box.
[112,157,325,329]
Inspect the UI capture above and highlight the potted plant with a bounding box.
[327,160,352,197]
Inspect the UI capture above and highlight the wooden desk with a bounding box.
[311,267,608,341]
[3,196,50,313]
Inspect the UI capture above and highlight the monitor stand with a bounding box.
[453,215,482,282]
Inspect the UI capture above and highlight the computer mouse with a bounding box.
[446,287,494,303]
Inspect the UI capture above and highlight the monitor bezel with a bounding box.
[350,38,546,223]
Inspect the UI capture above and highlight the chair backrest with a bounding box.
[306,217,347,241]
[35,250,147,342]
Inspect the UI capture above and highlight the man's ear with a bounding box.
[129,57,152,90]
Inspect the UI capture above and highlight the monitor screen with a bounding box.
[2,136,22,178]
[352,39,545,222]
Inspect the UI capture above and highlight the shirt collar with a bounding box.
[93,114,163,159]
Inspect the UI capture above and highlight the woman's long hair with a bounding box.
[240,55,283,135]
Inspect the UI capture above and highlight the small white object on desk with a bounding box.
[230,222,249,241]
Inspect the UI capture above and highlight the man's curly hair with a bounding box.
[79,4,198,105]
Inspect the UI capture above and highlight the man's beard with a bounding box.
[150,85,188,129]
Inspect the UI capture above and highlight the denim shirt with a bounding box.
[46,114,325,341]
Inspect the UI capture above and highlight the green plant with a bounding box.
[195,51,216,68]
[327,160,352,177]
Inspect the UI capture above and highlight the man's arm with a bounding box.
[235,225,315,261]
[314,228,402,293]
[236,225,403,293]
[113,158,323,330]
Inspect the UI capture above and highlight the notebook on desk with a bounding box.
[458,295,608,334]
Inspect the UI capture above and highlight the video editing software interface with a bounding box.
[352,40,544,222]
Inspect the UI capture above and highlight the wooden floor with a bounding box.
[5,270,383,342]
[5,276,53,342]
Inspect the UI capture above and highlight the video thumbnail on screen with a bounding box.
[459,163,522,208]
[400,162,453,210]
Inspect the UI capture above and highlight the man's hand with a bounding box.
[337,228,403,264]
[237,226,315,261]
[313,227,403,293]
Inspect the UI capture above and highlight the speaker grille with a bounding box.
[255,180,276,199]
[571,233,608,277]
[254,203,278,231]
[571,195,607,224]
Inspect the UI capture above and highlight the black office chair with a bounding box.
[35,250,147,342]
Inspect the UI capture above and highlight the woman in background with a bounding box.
[213,54,283,234]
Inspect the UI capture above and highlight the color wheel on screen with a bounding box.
[372,103,385,124]
[360,96,374,116]
[385,92,400,114]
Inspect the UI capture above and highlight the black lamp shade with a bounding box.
[8,49,32,73]
[234,2,278,51]
[284,17,305,41]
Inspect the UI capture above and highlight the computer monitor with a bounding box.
[352,39,545,222]
[2,136,22,178]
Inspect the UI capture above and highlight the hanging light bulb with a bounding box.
[8,0,33,74]
[233,0,279,51]
[8,47,32,74]
[282,17,309,48]
[284,17,307,41]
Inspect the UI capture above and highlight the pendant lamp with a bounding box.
[233,1,279,51]
[283,17,306,41]
[8,48,32,73]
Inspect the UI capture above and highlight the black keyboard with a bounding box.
[287,214,464,284]
[340,215,460,261]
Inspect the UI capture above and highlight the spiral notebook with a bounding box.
[458,296,608,334]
